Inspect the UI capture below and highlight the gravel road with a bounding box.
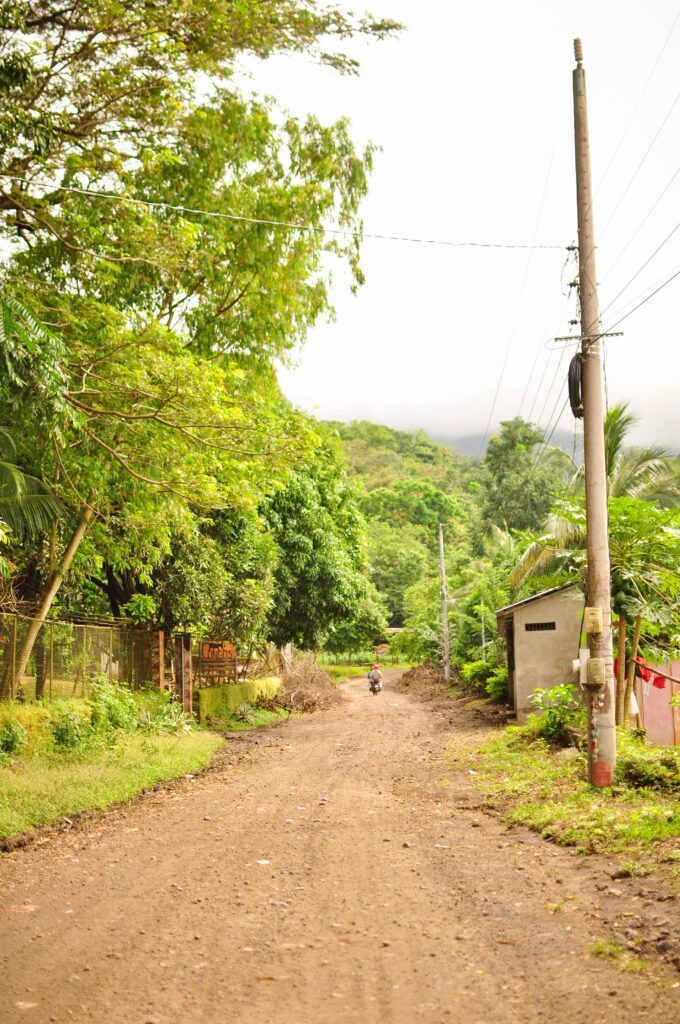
[1,671,678,1023]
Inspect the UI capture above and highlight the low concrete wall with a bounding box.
[195,676,281,724]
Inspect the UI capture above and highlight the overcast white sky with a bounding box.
[249,1,680,451]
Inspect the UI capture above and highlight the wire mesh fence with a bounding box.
[0,613,154,701]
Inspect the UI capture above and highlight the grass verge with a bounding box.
[455,726,680,875]
[0,731,223,838]
[209,707,291,731]
[320,662,413,683]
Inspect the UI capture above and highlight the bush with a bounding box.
[0,719,27,756]
[232,701,256,725]
[485,664,508,702]
[90,677,137,733]
[50,708,86,749]
[135,688,192,734]
[617,735,680,792]
[460,659,493,693]
[527,684,585,746]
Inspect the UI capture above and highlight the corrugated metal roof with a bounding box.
[495,582,580,617]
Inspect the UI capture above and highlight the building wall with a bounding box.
[512,589,583,719]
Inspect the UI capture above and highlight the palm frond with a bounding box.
[0,460,62,539]
[604,401,637,479]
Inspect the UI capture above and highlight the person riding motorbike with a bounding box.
[368,663,383,694]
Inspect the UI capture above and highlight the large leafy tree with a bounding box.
[262,435,386,650]
[479,418,560,534]
[366,519,430,627]
[0,3,399,678]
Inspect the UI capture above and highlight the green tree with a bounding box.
[360,479,464,533]
[542,401,679,504]
[263,436,386,650]
[366,520,430,627]
[480,418,559,534]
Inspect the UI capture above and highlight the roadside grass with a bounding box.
[321,662,414,683]
[0,731,223,838]
[588,939,648,972]
[207,707,291,731]
[455,725,680,871]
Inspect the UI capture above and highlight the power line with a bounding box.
[593,10,680,200]
[477,152,557,454]
[601,220,680,316]
[599,86,680,239]
[603,263,680,333]
[601,161,680,283]
[0,173,565,252]
[519,250,578,419]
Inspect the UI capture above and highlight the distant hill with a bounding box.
[431,427,583,460]
[325,420,480,494]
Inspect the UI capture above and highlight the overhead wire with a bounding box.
[599,86,680,240]
[477,150,557,454]
[517,247,576,418]
[603,263,680,333]
[600,161,680,283]
[0,173,565,251]
[593,10,680,202]
[600,219,680,316]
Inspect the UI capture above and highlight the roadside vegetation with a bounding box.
[455,692,680,879]
[0,679,223,838]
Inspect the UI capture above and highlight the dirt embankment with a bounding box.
[0,671,678,1023]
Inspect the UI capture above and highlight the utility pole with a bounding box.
[438,523,450,684]
[572,38,616,786]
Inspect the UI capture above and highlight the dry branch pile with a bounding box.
[276,659,346,714]
[396,665,445,699]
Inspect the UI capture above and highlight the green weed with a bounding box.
[0,732,223,838]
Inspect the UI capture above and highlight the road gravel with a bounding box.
[1,671,678,1023]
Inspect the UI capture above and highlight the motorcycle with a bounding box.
[368,673,382,696]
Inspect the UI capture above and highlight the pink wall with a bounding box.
[634,662,680,747]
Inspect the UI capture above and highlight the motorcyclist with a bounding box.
[368,663,383,693]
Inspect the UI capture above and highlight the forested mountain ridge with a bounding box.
[327,420,480,495]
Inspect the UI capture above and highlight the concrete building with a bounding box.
[496,584,584,720]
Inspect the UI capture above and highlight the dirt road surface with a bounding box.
[1,672,679,1023]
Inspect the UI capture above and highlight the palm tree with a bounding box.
[0,429,62,542]
[510,404,680,726]
[540,402,679,504]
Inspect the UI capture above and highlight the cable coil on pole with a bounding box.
[568,353,584,418]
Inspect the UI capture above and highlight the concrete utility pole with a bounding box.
[572,38,616,786]
[438,523,450,684]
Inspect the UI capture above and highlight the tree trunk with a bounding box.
[10,508,93,693]
[615,614,627,726]
[623,614,643,726]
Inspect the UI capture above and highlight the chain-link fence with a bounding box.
[0,613,154,701]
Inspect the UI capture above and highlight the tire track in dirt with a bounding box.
[1,672,678,1023]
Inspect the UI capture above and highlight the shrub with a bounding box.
[89,677,137,733]
[460,660,492,685]
[527,684,585,746]
[232,701,256,725]
[617,735,680,792]
[51,708,86,749]
[135,688,192,734]
[0,719,27,756]
[485,664,508,702]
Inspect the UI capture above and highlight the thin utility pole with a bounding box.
[572,39,616,786]
[438,523,450,684]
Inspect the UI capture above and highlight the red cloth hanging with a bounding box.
[634,657,652,682]
[652,674,667,689]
